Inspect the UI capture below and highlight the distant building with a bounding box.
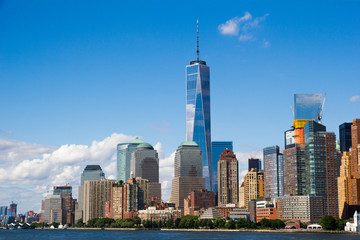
[53,185,75,224]
[283,146,306,196]
[345,210,360,232]
[83,179,115,223]
[263,146,284,197]
[276,195,324,223]
[239,183,245,208]
[170,141,205,212]
[43,195,62,224]
[304,121,341,217]
[339,123,352,152]
[243,169,264,209]
[248,158,261,171]
[338,152,352,219]
[200,208,222,220]
[256,199,276,222]
[138,207,181,222]
[183,189,215,216]
[211,141,233,195]
[218,149,239,207]
[0,206,7,216]
[76,165,105,221]
[7,202,17,218]
[117,137,144,182]
[131,142,161,202]
[215,204,236,219]
[284,129,296,149]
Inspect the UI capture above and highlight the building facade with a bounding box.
[53,185,75,224]
[83,179,115,223]
[263,146,284,197]
[243,169,264,209]
[76,165,105,221]
[248,158,261,171]
[283,146,306,196]
[138,207,181,222]
[218,149,239,206]
[117,137,143,182]
[183,189,215,216]
[211,141,233,195]
[338,151,352,219]
[185,24,212,190]
[339,123,352,152]
[170,141,205,211]
[43,195,62,224]
[131,142,161,202]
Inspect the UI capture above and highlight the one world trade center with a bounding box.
[185,21,212,190]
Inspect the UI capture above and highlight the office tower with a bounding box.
[83,179,115,223]
[218,149,239,206]
[186,21,212,190]
[135,177,150,204]
[43,195,62,223]
[339,123,352,152]
[284,129,296,149]
[53,185,74,224]
[283,146,306,196]
[338,152,352,219]
[7,202,17,217]
[117,137,144,181]
[294,94,322,121]
[349,119,360,207]
[293,119,312,148]
[248,158,261,171]
[183,189,216,216]
[211,141,233,194]
[75,165,105,221]
[131,142,161,202]
[263,146,284,197]
[244,169,264,209]
[0,206,7,216]
[170,141,205,211]
[304,121,341,217]
[351,119,360,178]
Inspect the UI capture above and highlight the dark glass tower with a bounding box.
[186,21,212,190]
[339,122,352,152]
[211,141,233,194]
[248,158,261,171]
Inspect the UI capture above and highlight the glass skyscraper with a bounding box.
[294,94,322,121]
[117,137,144,181]
[263,146,284,197]
[186,22,212,190]
[211,141,233,194]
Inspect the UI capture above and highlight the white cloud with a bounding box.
[350,95,360,102]
[218,12,269,44]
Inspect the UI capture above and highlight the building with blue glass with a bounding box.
[117,137,144,181]
[339,122,352,152]
[294,94,322,121]
[211,141,233,195]
[263,146,284,197]
[186,22,212,190]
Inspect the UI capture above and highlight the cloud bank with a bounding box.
[350,95,360,102]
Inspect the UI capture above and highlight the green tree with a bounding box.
[270,219,285,229]
[335,218,346,230]
[174,218,181,228]
[214,217,226,229]
[259,218,271,228]
[225,219,235,229]
[166,220,174,229]
[319,215,336,230]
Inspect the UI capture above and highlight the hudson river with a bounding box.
[0,229,358,240]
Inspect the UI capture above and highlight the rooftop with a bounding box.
[84,165,102,171]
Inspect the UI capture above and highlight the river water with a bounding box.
[0,229,357,240]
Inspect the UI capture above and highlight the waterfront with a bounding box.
[0,229,358,240]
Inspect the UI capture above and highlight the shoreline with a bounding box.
[26,227,358,234]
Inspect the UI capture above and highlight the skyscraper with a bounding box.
[294,94,322,121]
[211,141,233,194]
[186,21,211,190]
[117,137,144,181]
[304,120,341,217]
[248,158,261,171]
[283,146,306,196]
[170,141,205,211]
[263,146,284,197]
[75,165,105,222]
[53,185,74,224]
[243,169,264,209]
[218,149,239,206]
[130,142,161,202]
[339,122,352,152]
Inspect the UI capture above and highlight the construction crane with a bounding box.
[250,150,260,159]
[317,93,326,124]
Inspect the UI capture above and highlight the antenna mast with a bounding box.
[197,20,199,62]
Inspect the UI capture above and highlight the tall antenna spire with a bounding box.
[197,19,199,62]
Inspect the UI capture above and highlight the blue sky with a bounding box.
[0,0,359,213]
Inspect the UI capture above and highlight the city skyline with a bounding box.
[0,1,359,213]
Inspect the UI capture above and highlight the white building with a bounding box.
[345,211,360,232]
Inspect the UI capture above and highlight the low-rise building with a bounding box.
[184,189,215,216]
[345,210,360,232]
[138,207,181,222]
